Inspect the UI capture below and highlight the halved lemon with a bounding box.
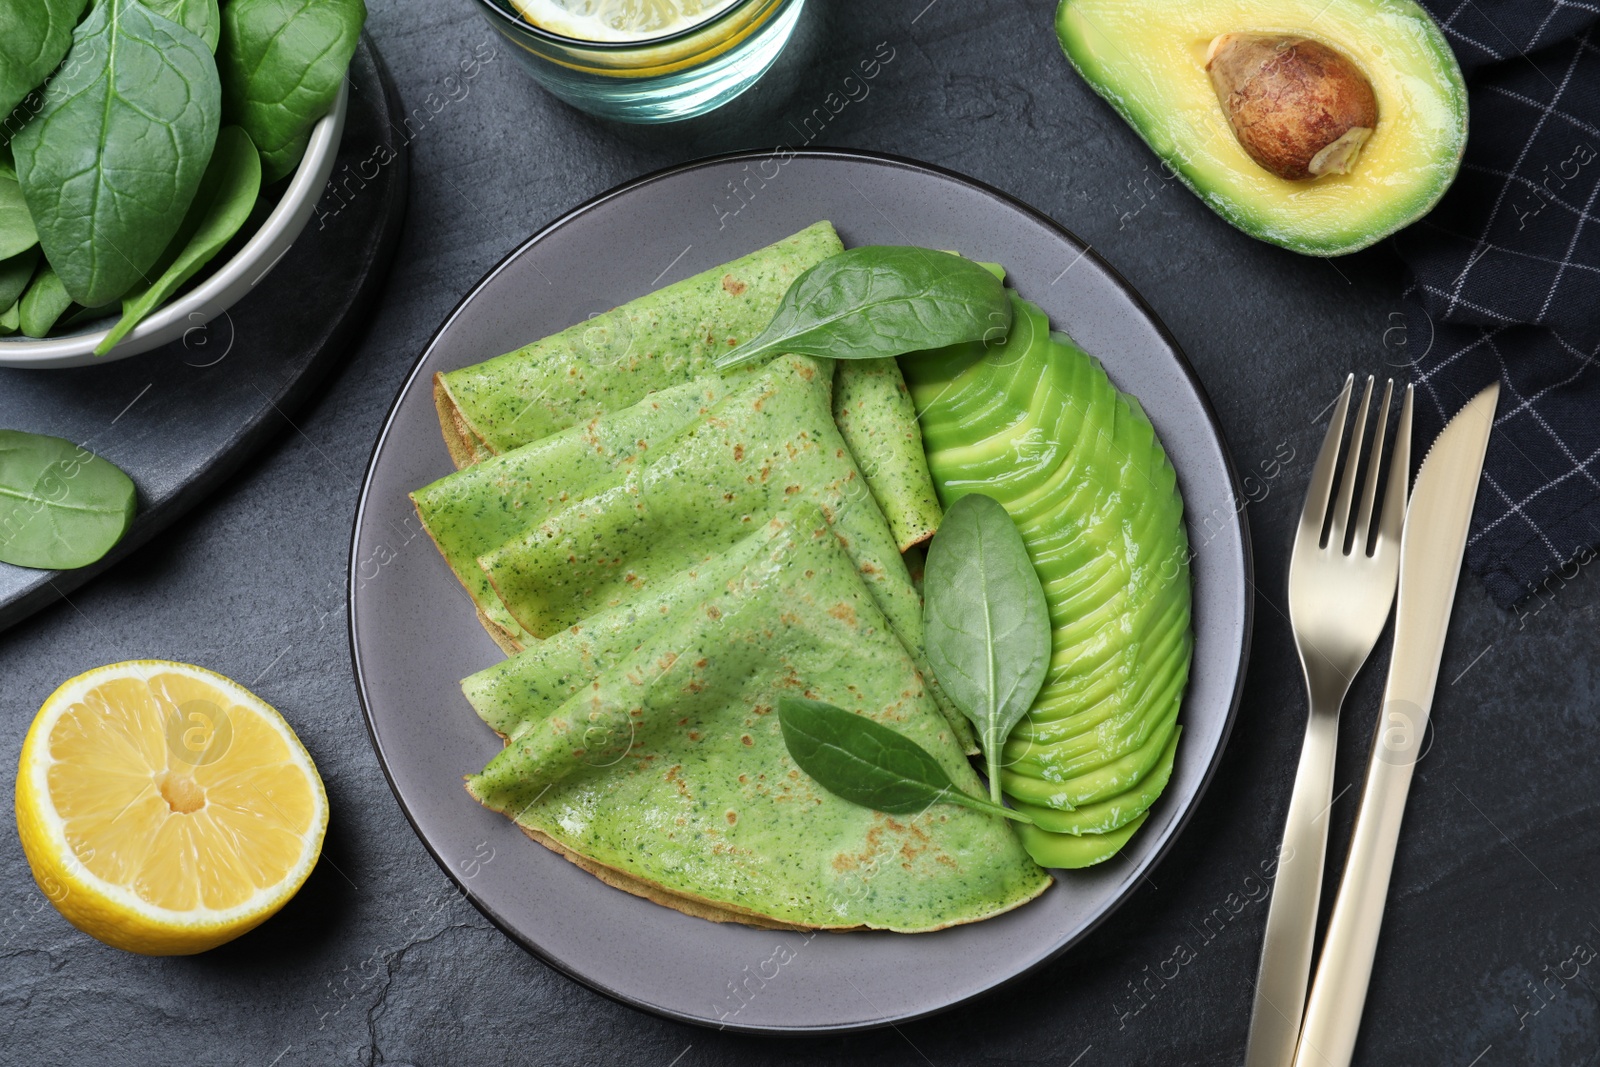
[508,0,740,42]
[14,660,328,955]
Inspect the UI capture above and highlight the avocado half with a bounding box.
[1056,0,1468,256]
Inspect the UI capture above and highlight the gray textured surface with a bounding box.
[4,1,1597,1065]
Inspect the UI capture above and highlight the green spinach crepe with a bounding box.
[432,222,843,464]
[475,354,978,751]
[465,512,1050,931]
[831,359,943,551]
[429,221,943,566]
[412,378,736,651]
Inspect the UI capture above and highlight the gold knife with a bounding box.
[1290,381,1499,1067]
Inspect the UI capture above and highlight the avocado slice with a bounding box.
[903,294,1192,868]
[1013,728,1181,836]
[1017,811,1150,869]
[1055,0,1467,256]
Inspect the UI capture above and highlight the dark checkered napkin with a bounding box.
[1395,2,1600,608]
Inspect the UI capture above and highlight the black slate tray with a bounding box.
[0,36,409,635]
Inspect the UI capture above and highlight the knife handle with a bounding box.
[1290,701,1422,1067]
[1242,700,1340,1067]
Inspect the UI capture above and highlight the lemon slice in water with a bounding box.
[14,661,328,955]
[508,0,741,42]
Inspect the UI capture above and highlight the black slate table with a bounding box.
[5,3,1596,1065]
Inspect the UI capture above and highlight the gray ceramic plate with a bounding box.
[349,149,1252,1034]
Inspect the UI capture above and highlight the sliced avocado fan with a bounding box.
[902,293,1193,868]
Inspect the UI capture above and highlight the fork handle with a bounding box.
[1289,709,1420,1067]
[1242,694,1342,1067]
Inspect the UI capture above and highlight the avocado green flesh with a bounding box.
[1014,728,1180,835]
[476,354,977,751]
[411,378,733,645]
[902,293,1192,867]
[466,513,1050,931]
[832,359,943,551]
[1017,811,1150,869]
[1055,0,1468,256]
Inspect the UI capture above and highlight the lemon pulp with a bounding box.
[508,0,741,42]
[15,661,328,954]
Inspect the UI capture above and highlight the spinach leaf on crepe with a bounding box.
[714,247,1012,370]
[923,492,1052,803]
[0,431,136,570]
[778,696,1029,822]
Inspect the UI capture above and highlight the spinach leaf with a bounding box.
[0,162,38,261]
[96,125,261,355]
[142,0,222,52]
[714,247,1012,370]
[923,492,1052,803]
[0,300,18,335]
[219,0,365,185]
[0,247,39,312]
[0,0,88,118]
[777,695,1030,822]
[18,263,71,338]
[0,430,136,570]
[12,0,221,308]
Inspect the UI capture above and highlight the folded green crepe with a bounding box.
[429,220,946,566]
[411,378,734,650]
[465,512,1050,931]
[831,358,943,551]
[464,532,773,742]
[477,354,907,641]
[477,354,977,751]
[433,222,843,465]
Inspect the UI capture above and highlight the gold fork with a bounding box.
[1242,375,1413,1067]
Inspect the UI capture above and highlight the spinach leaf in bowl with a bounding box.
[12,0,221,308]
[142,0,222,52]
[0,0,88,118]
[0,163,38,262]
[220,0,366,185]
[0,247,38,313]
[18,264,71,339]
[97,126,262,356]
[0,430,136,570]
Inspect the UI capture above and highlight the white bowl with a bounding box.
[0,83,349,370]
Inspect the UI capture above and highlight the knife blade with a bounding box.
[1290,380,1499,1067]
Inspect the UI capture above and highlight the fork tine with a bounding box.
[1353,379,1395,554]
[1328,376,1375,551]
[1376,384,1414,552]
[1299,375,1355,540]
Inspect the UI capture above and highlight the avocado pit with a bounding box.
[1206,33,1378,181]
